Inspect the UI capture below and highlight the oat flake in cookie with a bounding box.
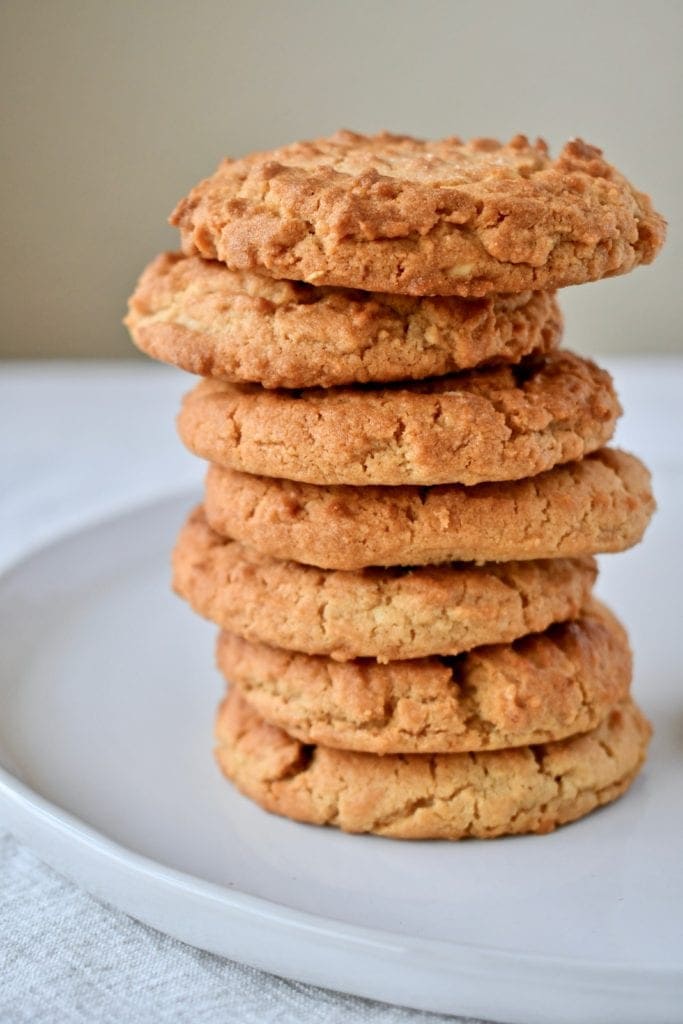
[171,131,665,296]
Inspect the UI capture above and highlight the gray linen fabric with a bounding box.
[1,833,483,1024]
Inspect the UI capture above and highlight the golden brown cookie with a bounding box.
[215,603,631,753]
[174,506,596,660]
[171,131,665,297]
[126,252,562,388]
[215,690,650,839]
[204,448,654,569]
[178,352,619,487]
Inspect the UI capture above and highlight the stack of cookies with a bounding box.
[126,131,665,840]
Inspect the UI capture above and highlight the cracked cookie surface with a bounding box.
[204,448,655,569]
[174,506,596,660]
[179,351,619,486]
[215,603,631,754]
[215,690,650,838]
[171,131,665,297]
[126,252,562,388]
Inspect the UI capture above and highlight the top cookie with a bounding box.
[171,131,665,296]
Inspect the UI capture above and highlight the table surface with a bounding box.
[1,357,681,1024]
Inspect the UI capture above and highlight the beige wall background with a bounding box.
[1,0,680,360]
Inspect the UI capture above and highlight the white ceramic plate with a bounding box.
[0,479,681,1024]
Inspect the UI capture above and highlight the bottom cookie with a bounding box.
[215,690,650,840]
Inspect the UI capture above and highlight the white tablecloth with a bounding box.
[1,358,680,1024]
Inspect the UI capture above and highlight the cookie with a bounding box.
[174,506,596,661]
[178,351,619,487]
[204,448,654,569]
[171,131,665,297]
[126,253,562,388]
[215,603,631,754]
[215,690,650,838]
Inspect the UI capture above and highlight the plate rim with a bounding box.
[1,760,680,980]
